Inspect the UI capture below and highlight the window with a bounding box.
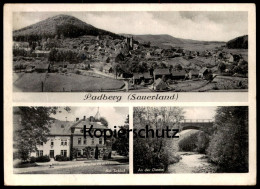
[91,138,95,145]
[36,150,43,157]
[77,150,81,157]
[39,142,43,145]
[61,150,67,157]
[78,138,82,145]
[61,139,67,146]
[99,138,102,144]
[83,138,87,145]
[51,140,54,146]
[80,129,83,133]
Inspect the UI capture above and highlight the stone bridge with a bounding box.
[179,119,214,133]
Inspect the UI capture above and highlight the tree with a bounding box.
[207,107,248,172]
[99,117,108,127]
[15,107,71,161]
[95,146,99,159]
[218,62,226,72]
[112,115,129,156]
[133,107,184,173]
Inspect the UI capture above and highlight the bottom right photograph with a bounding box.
[133,106,248,174]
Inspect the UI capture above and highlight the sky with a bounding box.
[51,107,129,129]
[13,11,248,41]
[182,107,217,121]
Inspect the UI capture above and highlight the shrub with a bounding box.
[36,155,50,162]
[178,132,198,152]
[30,156,37,163]
[75,70,81,75]
[55,155,70,161]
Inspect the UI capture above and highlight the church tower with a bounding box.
[94,107,101,121]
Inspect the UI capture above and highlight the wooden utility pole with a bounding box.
[41,81,44,92]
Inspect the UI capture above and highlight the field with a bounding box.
[13,72,125,92]
[163,42,225,51]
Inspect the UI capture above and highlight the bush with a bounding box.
[30,156,37,163]
[178,132,198,152]
[55,155,70,161]
[36,155,50,162]
[75,70,81,75]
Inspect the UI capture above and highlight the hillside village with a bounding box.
[13,15,248,92]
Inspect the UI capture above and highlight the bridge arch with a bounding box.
[179,119,214,134]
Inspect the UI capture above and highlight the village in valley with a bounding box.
[13,14,248,92]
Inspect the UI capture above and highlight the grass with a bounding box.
[14,162,39,168]
[13,72,125,92]
[164,42,225,52]
[20,163,129,174]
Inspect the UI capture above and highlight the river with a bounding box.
[168,152,217,173]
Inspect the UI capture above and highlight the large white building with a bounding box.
[30,120,72,158]
[14,108,112,160]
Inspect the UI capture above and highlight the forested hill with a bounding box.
[226,35,248,49]
[13,14,122,41]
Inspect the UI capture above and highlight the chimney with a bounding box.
[76,117,79,121]
[83,116,86,121]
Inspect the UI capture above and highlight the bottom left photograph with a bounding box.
[13,106,129,174]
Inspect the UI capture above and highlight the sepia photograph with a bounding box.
[133,106,248,173]
[12,11,248,92]
[13,106,129,174]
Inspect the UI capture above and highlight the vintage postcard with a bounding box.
[4,3,256,186]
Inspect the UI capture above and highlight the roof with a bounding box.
[199,67,208,74]
[133,73,143,79]
[70,118,107,130]
[154,78,167,87]
[154,68,171,75]
[189,69,199,75]
[154,49,163,54]
[143,72,153,79]
[34,50,50,54]
[48,120,72,136]
[35,63,50,69]
[166,57,190,67]
[171,70,187,76]
[67,64,76,69]
[103,65,112,71]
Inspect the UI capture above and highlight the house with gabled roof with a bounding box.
[171,70,187,80]
[153,68,171,80]
[30,119,72,159]
[70,114,111,159]
[152,78,169,91]
[14,108,112,161]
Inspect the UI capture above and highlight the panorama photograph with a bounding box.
[13,106,129,174]
[12,12,248,92]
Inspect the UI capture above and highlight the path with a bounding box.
[14,159,125,174]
